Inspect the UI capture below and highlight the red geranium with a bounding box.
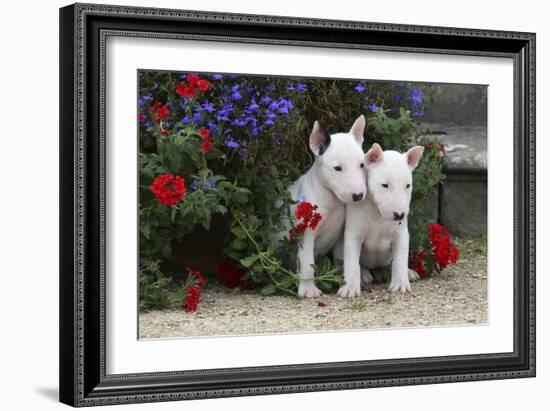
[176,83,196,99]
[149,101,170,123]
[428,224,459,269]
[218,258,255,290]
[176,74,210,99]
[289,201,322,241]
[409,249,428,278]
[187,73,200,86]
[183,267,206,313]
[199,127,213,153]
[184,286,200,312]
[197,79,210,91]
[150,173,187,206]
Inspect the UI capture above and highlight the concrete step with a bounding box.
[422,123,487,238]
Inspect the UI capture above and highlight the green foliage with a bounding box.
[137,71,445,304]
[139,260,173,311]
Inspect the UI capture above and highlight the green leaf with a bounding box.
[240,254,259,268]
[261,283,277,296]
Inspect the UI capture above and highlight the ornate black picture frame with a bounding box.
[59,3,535,407]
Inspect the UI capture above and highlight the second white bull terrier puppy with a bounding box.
[337,143,424,298]
[289,116,367,298]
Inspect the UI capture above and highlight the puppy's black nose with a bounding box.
[352,192,364,202]
[393,212,405,221]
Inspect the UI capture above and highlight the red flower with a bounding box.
[186,266,206,291]
[182,267,206,312]
[184,286,200,312]
[289,201,322,241]
[427,224,459,269]
[149,101,169,123]
[150,174,187,206]
[176,83,196,99]
[197,79,210,91]
[160,129,169,136]
[199,127,213,153]
[218,258,254,290]
[187,73,200,87]
[409,249,428,278]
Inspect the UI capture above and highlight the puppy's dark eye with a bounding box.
[381,183,389,188]
[406,184,411,189]
[360,163,364,168]
[334,166,342,171]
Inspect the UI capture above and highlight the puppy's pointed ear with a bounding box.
[365,143,384,168]
[309,121,331,156]
[349,115,365,146]
[405,146,425,170]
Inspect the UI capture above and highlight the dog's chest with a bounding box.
[360,217,399,268]
[314,206,345,256]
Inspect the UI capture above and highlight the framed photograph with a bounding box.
[59,3,535,407]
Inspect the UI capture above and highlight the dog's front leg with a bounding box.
[297,230,322,298]
[337,229,363,298]
[388,228,411,293]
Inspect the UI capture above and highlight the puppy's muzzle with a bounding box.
[393,212,405,221]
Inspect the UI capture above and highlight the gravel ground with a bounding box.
[139,238,487,339]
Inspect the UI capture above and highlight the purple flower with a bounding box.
[210,179,218,188]
[231,91,242,101]
[368,103,379,112]
[296,83,307,92]
[354,83,366,92]
[226,139,240,148]
[189,179,197,191]
[247,101,260,111]
[138,93,153,107]
[201,101,216,113]
[261,96,272,105]
[192,112,202,122]
[410,87,423,105]
[212,74,224,80]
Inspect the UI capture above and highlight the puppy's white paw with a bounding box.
[298,283,322,298]
[408,268,421,282]
[388,277,411,294]
[360,268,373,286]
[337,282,362,298]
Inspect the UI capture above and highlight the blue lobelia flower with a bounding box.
[211,74,224,80]
[296,83,307,92]
[231,91,242,101]
[368,103,379,112]
[201,101,216,113]
[226,139,240,148]
[192,112,202,122]
[410,87,423,105]
[354,83,366,92]
[182,116,191,124]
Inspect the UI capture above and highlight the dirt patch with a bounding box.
[139,238,487,339]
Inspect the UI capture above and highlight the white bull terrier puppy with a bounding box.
[336,143,424,298]
[288,116,367,298]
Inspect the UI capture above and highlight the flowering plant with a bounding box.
[177,267,206,313]
[138,69,452,309]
